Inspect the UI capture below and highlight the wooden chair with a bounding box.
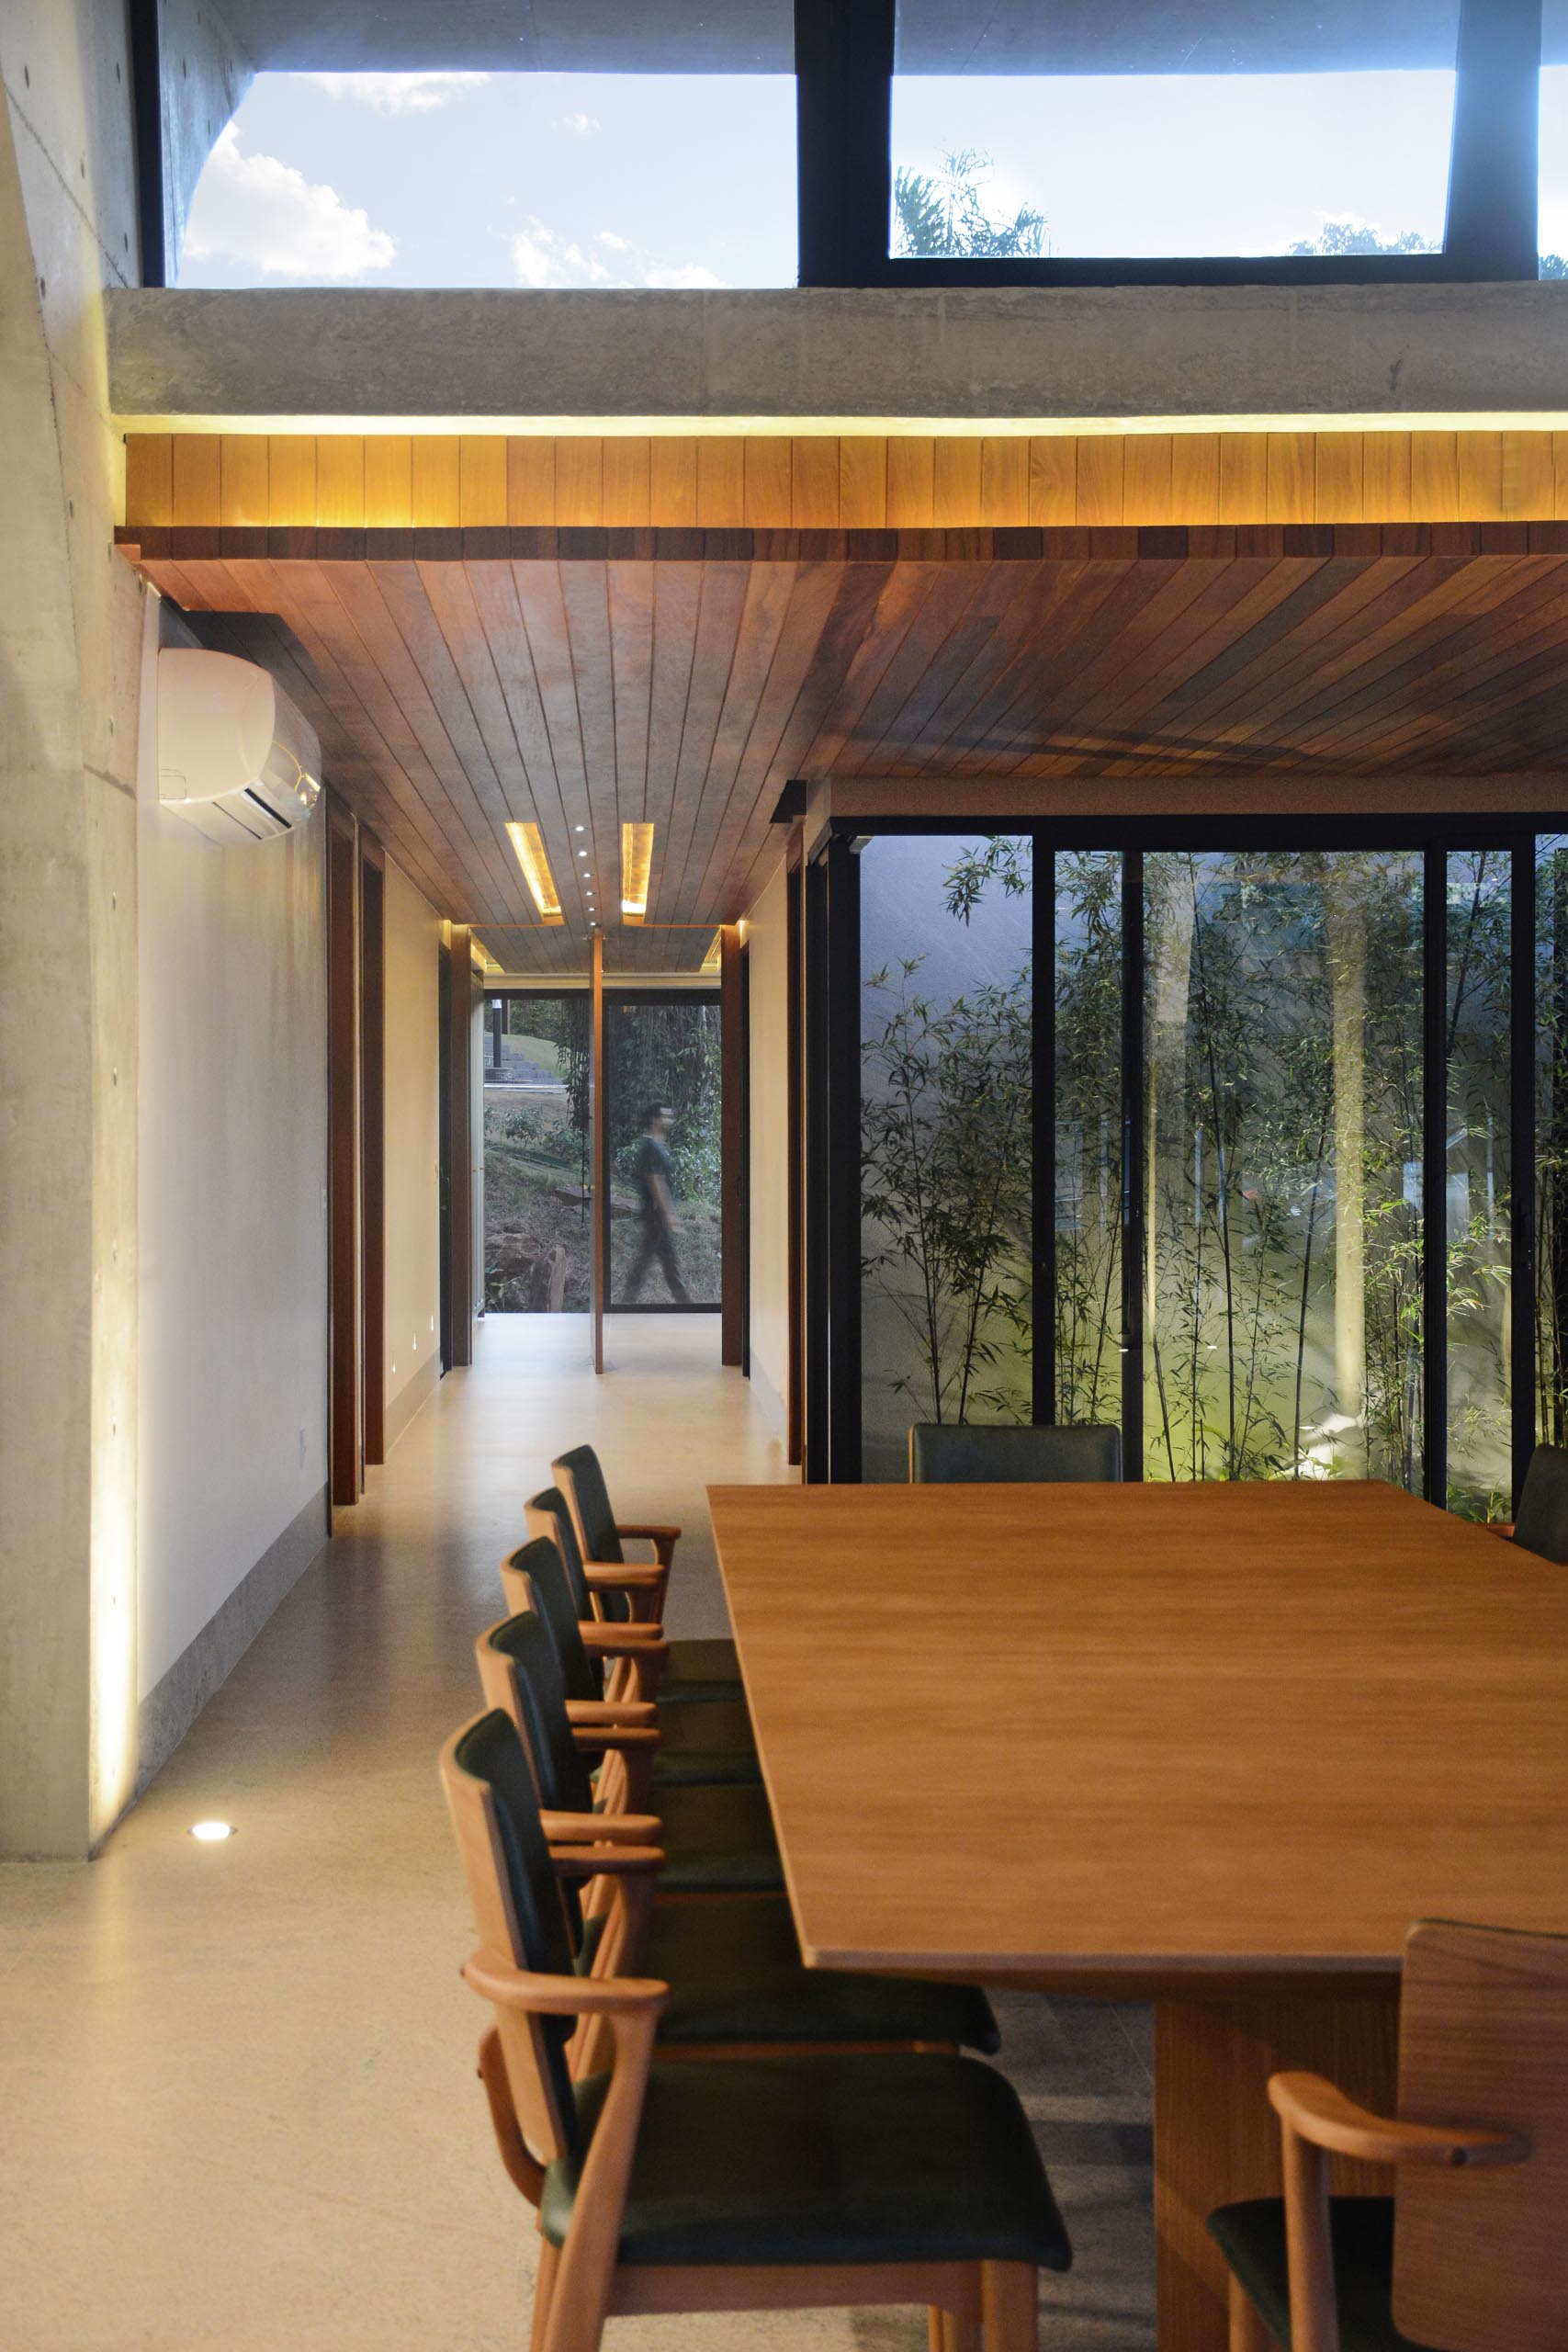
[1208,1917,1568,2352]
[501,1538,759,1789]
[908,1423,1122,1484]
[442,1707,1069,2352]
[457,1658,999,2062]
[478,1591,784,1896]
[526,1482,743,1702]
[1495,1443,1568,1564]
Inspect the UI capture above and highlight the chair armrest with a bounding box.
[1269,2074,1529,2168]
[541,1809,662,1844]
[616,1522,682,1542]
[567,1699,657,1728]
[579,1630,670,1661]
[477,2027,546,2204]
[463,1948,668,2018]
[549,1843,666,1881]
[1489,1522,1517,1540]
[581,1620,664,1645]
[570,1724,661,1756]
[584,1565,664,1590]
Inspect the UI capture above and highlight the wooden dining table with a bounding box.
[707,1477,1568,2352]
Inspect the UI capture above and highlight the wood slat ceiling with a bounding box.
[132,526,1568,972]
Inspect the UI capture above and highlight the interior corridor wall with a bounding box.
[383,857,441,1447]
[136,605,329,1782]
[745,863,791,1434]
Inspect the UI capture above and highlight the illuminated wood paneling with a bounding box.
[124,529,1568,975]
[127,429,1568,537]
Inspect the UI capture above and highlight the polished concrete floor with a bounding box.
[0,1316,1152,2350]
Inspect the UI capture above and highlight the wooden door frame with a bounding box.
[326,792,361,1509]
[445,923,475,1370]
[359,833,386,1465]
[591,931,606,1372]
[786,851,806,1464]
[720,922,746,1367]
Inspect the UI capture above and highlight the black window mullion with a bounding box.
[1512,844,1539,1505]
[129,0,166,288]
[1423,849,1450,1508]
[1444,0,1542,281]
[795,0,893,287]
[825,831,863,1480]
[1121,848,1145,1480]
[803,855,831,1479]
[1033,834,1056,1426]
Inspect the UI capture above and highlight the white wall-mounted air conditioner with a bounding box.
[157,648,321,846]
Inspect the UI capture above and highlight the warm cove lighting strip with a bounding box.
[701,928,724,974]
[506,821,563,923]
[621,822,654,922]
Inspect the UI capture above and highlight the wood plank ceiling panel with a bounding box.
[130,539,1568,973]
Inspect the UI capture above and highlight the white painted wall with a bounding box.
[136,611,329,1701]
[745,864,791,1433]
[383,857,441,1436]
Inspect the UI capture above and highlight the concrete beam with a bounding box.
[107,283,1568,431]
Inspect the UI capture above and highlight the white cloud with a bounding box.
[558,111,601,135]
[513,218,726,291]
[310,72,490,113]
[640,261,726,289]
[185,124,395,279]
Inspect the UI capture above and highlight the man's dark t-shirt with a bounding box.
[634,1134,674,1220]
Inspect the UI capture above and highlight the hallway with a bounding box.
[0,1317,1151,2351]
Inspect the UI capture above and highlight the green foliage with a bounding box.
[1288,218,1436,256]
[892,151,1046,260]
[862,953,1033,1425]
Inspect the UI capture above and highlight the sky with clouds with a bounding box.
[178,65,1568,287]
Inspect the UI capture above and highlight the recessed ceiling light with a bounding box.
[621,821,654,922]
[504,821,563,925]
[189,1820,235,1842]
[575,824,585,831]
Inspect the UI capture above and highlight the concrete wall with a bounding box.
[0,0,252,1854]
[135,605,329,1771]
[1,4,146,1855]
[382,855,440,1448]
[744,865,791,1437]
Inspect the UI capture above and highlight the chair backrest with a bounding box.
[1510,1445,1568,1564]
[440,1709,581,2162]
[477,1595,598,1817]
[553,1443,624,1566]
[908,1421,1122,1484]
[1393,1917,1568,2350]
[502,1533,602,1703]
[530,1476,631,1623]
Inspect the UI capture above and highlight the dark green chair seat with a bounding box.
[543,2051,1071,2271]
[649,1894,998,2052]
[652,1781,784,1894]
[662,1635,744,1704]
[1207,2198,1438,2352]
[649,1698,759,1788]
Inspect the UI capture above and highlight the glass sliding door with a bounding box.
[859,833,1033,1480]
[1054,849,1123,1429]
[1539,834,1568,1445]
[836,822,1535,1503]
[604,993,722,1310]
[1142,850,1424,1486]
[1445,854,1512,1518]
[482,992,592,1312]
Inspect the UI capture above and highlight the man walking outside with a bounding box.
[626,1100,691,1304]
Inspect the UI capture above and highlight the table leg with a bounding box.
[1152,1987,1399,2352]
